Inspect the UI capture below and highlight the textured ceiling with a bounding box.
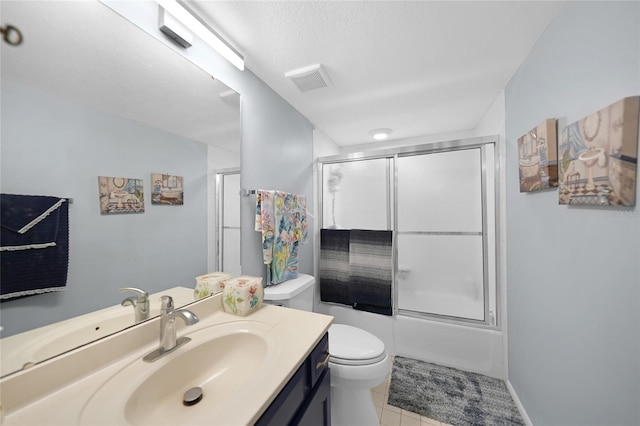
[1,1,564,150]
[190,0,564,146]
[0,1,241,153]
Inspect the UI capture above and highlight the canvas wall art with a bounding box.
[98,176,144,214]
[517,118,558,192]
[558,96,639,206]
[151,173,184,205]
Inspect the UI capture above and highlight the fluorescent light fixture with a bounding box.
[155,0,244,70]
[159,7,193,48]
[369,128,392,140]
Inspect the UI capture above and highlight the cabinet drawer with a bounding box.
[308,333,330,389]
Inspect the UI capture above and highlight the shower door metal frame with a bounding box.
[317,135,500,330]
[215,168,240,272]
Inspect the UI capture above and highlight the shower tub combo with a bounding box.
[316,136,505,379]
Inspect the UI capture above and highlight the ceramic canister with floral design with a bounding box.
[222,276,264,316]
[194,272,233,300]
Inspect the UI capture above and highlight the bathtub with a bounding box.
[316,302,506,380]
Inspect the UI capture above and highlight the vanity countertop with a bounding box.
[0,294,334,425]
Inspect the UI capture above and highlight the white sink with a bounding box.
[1,287,195,376]
[578,147,605,189]
[1,309,157,375]
[78,321,281,425]
[578,147,604,165]
[32,313,145,361]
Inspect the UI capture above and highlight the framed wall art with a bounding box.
[98,176,144,214]
[558,96,639,206]
[517,118,558,192]
[151,173,184,205]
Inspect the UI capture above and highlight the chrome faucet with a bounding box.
[119,287,150,323]
[159,295,199,351]
[143,295,199,362]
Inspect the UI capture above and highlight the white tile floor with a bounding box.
[371,373,452,426]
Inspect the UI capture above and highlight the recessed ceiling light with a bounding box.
[369,128,392,140]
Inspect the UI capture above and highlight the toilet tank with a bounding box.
[263,274,315,311]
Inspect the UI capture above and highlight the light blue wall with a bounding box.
[102,0,315,282]
[505,2,640,424]
[1,1,314,338]
[2,0,313,345]
[1,81,209,337]
[239,80,315,278]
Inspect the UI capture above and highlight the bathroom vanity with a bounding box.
[0,293,333,425]
[256,333,330,425]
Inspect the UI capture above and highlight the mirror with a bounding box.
[0,1,240,377]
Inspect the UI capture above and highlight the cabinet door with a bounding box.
[293,368,331,426]
[254,364,306,426]
[255,334,330,426]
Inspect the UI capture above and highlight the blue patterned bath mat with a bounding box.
[387,356,524,425]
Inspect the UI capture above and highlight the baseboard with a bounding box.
[506,379,533,426]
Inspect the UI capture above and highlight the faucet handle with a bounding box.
[119,287,149,302]
[160,295,174,314]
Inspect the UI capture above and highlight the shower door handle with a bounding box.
[397,266,411,280]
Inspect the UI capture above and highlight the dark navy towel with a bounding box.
[319,229,351,305]
[319,228,393,316]
[1,194,69,299]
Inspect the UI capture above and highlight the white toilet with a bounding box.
[263,274,391,426]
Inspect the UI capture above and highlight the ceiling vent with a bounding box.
[285,64,331,92]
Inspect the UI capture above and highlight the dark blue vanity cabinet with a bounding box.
[255,333,330,426]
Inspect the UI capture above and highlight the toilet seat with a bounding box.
[328,324,386,366]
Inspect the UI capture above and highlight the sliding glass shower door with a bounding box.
[396,148,486,321]
[319,138,497,326]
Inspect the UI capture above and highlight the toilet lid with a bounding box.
[328,324,386,366]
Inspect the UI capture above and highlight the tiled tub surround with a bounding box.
[0,294,333,425]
